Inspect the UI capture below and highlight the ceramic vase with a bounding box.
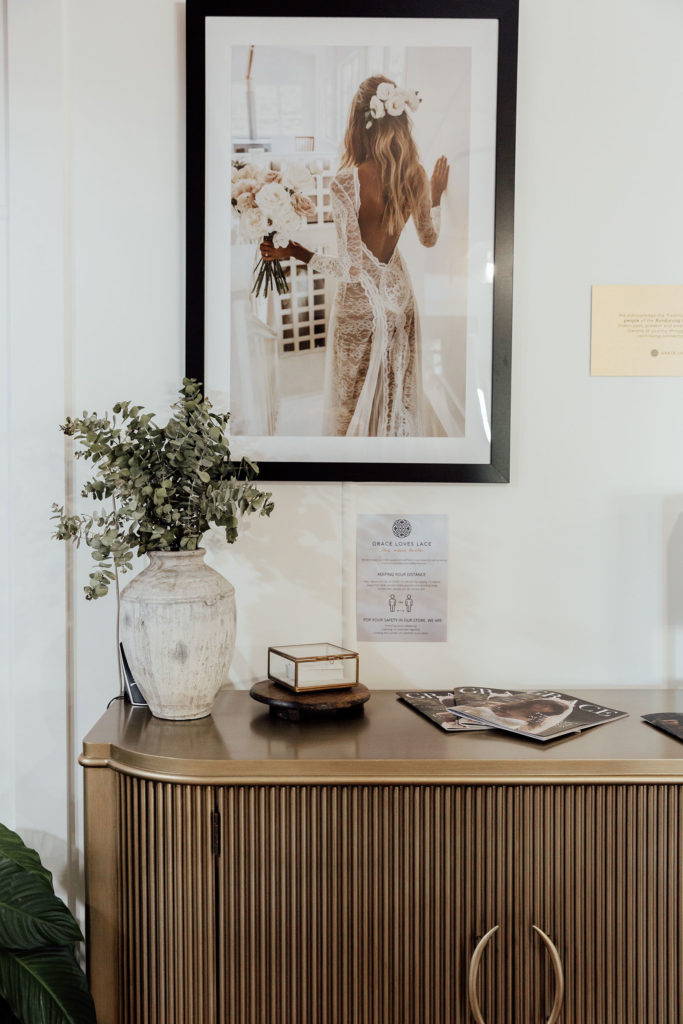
[120,549,235,720]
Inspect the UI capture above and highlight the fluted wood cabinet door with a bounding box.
[216,784,523,1024]
[516,784,683,1024]
[118,776,218,1024]
[215,783,683,1024]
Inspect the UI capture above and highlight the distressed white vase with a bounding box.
[120,549,235,720]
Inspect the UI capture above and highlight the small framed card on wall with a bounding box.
[186,0,518,482]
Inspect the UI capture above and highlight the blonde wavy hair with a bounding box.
[341,75,424,235]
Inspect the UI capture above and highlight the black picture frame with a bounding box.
[186,0,518,483]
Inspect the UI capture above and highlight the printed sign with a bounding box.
[591,285,683,376]
[356,515,448,642]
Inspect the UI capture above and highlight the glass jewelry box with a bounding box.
[267,643,359,693]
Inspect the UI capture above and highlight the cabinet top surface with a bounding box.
[80,688,683,783]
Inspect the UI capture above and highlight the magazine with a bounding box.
[397,691,489,733]
[642,712,683,743]
[450,686,628,742]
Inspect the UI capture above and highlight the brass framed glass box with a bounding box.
[267,643,359,693]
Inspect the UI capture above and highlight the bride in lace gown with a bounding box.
[261,75,449,437]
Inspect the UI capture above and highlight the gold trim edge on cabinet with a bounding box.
[79,753,683,786]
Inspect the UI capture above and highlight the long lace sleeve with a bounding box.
[412,172,441,248]
[309,172,363,284]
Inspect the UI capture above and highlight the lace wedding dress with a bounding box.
[309,166,440,437]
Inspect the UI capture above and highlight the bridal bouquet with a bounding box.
[231,161,316,298]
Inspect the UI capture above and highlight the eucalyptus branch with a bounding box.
[52,379,275,599]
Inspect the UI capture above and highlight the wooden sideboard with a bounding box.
[81,688,683,1024]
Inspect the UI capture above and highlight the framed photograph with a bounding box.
[186,0,517,482]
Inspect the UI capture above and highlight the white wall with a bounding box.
[3,0,683,905]
[0,0,12,826]
[4,0,72,899]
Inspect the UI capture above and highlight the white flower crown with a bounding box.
[364,82,421,130]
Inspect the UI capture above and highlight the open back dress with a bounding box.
[309,165,440,437]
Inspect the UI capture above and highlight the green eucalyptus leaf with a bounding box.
[51,380,275,595]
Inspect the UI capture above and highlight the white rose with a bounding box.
[376,82,393,101]
[255,181,291,218]
[283,163,315,194]
[231,177,259,201]
[403,89,420,113]
[235,162,265,184]
[239,207,267,242]
[385,95,406,117]
[272,232,290,248]
[235,191,255,213]
[369,95,385,120]
[271,207,302,237]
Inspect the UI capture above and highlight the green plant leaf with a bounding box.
[0,948,96,1024]
[0,863,83,950]
[0,827,52,889]
[52,379,275,595]
[0,995,21,1022]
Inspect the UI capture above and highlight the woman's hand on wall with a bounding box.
[430,155,450,206]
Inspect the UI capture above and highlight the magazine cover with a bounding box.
[451,686,628,742]
[642,713,683,743]
[397,692,489,733]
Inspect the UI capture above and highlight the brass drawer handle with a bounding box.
[533,925,565,1024]
[467,924,499,1024]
